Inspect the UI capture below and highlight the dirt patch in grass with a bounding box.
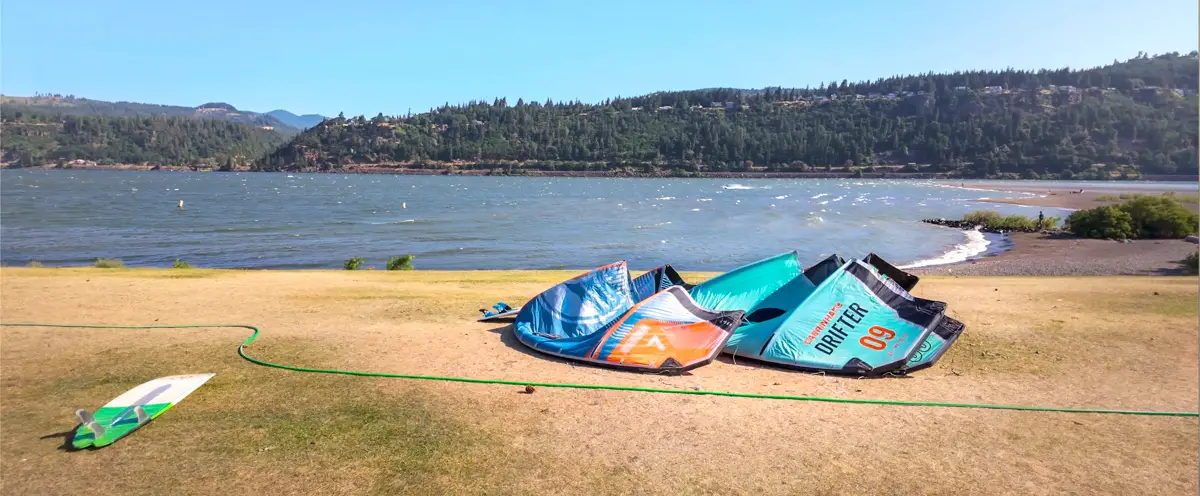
[1,269,1196,495]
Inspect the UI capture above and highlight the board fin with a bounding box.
[134,405,149,424]
[76,408,105,438]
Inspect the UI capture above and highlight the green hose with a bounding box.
[3,322,1197,418]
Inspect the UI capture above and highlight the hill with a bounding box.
[267,109,327,130]
[257,51,1200,179]
[0,106,286,170]
[0,95,300,136]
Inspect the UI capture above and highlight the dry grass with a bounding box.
[1,268,1197,495]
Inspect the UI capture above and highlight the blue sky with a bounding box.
[2,0,1196,117]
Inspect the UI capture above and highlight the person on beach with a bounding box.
[1038,210,1045,231]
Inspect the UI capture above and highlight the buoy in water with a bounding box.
[178,200,184,209]
[402,202,406,209]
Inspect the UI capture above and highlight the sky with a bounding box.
[3,0,1197,117]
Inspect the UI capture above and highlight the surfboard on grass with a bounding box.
[72,373,214,449]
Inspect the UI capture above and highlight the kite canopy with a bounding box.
[514,261,743,373]
[690,252,962,376]
[505,252,964,377]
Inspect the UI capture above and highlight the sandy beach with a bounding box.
[947,182,1200,211]
[1,268,1196,495]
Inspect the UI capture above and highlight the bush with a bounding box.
[1041,216,1061,230]
[1117,195,1198,238]
[1066,205,1136,239]
[1162,192,1200,204]
[387,255,415,271]
[27,261,44,268]
[173,259,191,269]
[1067,196,1198,240]
[344,256,365,270]
[961,210,1055,231]
[1184,251,1199,275]
[963,210,1004,226]
[93,258,125,269]
[996,214,1038,231]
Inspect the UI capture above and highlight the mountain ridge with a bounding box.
[266,109,327,130]
[255,51,1200,179]
[0,95,302,135]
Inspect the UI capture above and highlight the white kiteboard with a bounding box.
[72,373,214,449]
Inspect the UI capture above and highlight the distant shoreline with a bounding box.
[4,164,1198,182]
[934,182,1200,211]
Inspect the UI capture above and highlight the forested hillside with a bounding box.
[258,52,1199,178]
[0,95,299,135]
[1,107,285,169]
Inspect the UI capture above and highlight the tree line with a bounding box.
[257,52,1199,178]
[4,52,1196,178]
[1,107,285,169]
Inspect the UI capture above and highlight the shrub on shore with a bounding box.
[1066,205,1136,239]
[173,259,192,269]
[1067,196,1198,239]
[27,261,44,268]
[344,257,365,270]
[961,210,1058,232]
[387,255,415,271]
[1184,252,1199,275]
[93,258,125,269]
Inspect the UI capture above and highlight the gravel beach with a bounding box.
[910,232,1199,276]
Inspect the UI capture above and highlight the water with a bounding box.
[1,170,1146,271]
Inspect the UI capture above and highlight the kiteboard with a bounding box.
[72,373,215,449]
[478,301,520,322]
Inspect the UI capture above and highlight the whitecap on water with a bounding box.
[774,195,788,199]
[722,184,754,190]
[899,229,991,269]
[811,193,828,199]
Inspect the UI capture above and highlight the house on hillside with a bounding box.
[868,92,882,99]
[885,93,897,99]
[954,86,968,91]
[983,86,1003,95]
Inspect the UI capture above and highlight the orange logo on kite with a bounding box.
[604,319,727,368]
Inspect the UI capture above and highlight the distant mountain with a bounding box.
[266,109,327,130]
[0,95,299,136]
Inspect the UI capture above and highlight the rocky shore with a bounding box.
[920,218,1043,234]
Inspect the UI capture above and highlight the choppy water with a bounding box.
[2,170,1182,271]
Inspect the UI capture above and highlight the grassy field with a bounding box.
[1,268,1197,495]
